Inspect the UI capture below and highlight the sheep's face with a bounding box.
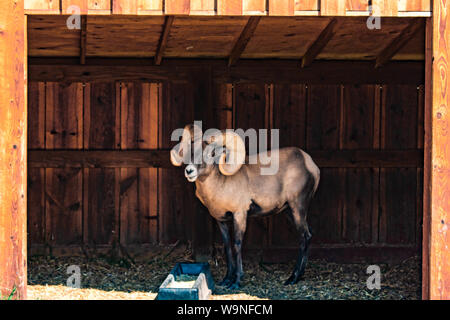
[171,124,246,181]
[184,143,222,183]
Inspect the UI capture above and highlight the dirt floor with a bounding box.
[27,245,421,300]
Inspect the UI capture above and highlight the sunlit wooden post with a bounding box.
[0,0,27,299]
[425,0,450,300]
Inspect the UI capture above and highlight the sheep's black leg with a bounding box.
[284,204,312,285]
[284,218,311,285]
[217,220,235,287]
[228,211,247,289]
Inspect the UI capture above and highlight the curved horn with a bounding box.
[218,131,246,176]
[170,123,203,166]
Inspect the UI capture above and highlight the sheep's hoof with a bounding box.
[284,275,303,285]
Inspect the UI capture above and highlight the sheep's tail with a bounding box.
[300,150,320,195]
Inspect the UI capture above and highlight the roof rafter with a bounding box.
[375,18,424,68]
[154,15,175,66]
[301,18,339,68]
[228,16,261,67]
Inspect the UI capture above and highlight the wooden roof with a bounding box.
[28,15,425,64]
[25,0,432,17]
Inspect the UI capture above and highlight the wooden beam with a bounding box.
[29,64,190,82]
[214,61,424,85]
[28,149,424,169]
[28,59,425,85]
[228,16,261,67]
[0,0,27,299]
[154,15,174,66]
[429,0,450,300]
[80,15,87,65]
[301,18,339,68]
[422,16,432,301]
[375,18,424,68]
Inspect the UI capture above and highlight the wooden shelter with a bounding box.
[0,0,448,299]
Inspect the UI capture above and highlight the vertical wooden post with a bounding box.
[191,66,214,261]
[428,0,450,299]
[423,17,432,300]
[0,0,27,299]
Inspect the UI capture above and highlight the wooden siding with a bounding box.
[24,0,432,16]
[27,74,424,259]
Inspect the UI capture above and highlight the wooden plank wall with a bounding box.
[27,79,424,257]
[213,82,424,251]
[24,0,432,16]
[27,81,196,254]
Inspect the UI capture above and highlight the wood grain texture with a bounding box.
[155,16,174,65]
[422,16,432,301]
[372,0,398,17]
[27,15,426,59]
[29,60,425,85]
[217,0,243,15]
[430,0,450,300]
[159,82,196,244]
[376,18,424,68]
[320,0,346,15]
[113,0,138,14]
[243,0,266,14]
[398,0,431,12]
[87,0,110,14]
[25,0,60,13]
[165,0,190,14]
[83,83,120,247]
[28,83,46,251]
[0,0,26,299]
[62,0,88,14]
[269,0,294,15]
[164,17,247,58]
[45,83,83,247]
[228,16,261,66]
[234,83,270,249]
[24,0,432,15]
[301,18,338,67]
[346,0,368,11]
[137,0,163,14]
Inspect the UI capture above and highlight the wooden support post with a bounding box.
[301,18,339,68]
[0,0,27,299]
[191,66,214,261]
[422,16,432,300]
[375,18,424,68]
[228,16,261,67]
[154,16,174,66]
[428,0,450,300]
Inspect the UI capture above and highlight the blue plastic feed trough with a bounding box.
[156,263,215,300]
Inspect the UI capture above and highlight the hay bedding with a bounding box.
[27,246,420,300]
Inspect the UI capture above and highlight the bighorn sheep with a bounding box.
[170,124,320,289]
